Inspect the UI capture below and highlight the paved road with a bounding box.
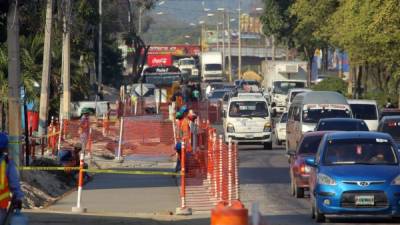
[238,143,398,225]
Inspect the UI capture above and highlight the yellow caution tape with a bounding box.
[83,169,179,176]
[18,166,80,171]
[17,166,179,176]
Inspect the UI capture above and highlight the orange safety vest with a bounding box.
[0,159,10,209]
[180,117,190,139]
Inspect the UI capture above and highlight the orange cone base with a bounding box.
[211,200,248,225]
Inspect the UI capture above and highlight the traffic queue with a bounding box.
[206,78,400,222]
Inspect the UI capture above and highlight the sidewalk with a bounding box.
[47,158,180,215]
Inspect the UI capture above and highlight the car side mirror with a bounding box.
[305,157,317,167]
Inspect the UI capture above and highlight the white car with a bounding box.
[275,112,287,145]
[223,95,273,149]
[348,99,379,131]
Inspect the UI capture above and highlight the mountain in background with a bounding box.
[143,0,263,44]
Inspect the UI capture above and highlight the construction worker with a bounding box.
[0,133,24,221]
[79,109,91,155]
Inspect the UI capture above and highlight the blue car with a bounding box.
[306,131,400,222]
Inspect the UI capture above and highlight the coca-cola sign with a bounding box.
[147,55,172,67]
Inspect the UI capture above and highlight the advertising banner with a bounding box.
[147,55,172,67]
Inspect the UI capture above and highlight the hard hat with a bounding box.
[176,111,183,119]
[0,133,8,149]
[179,105,189,114]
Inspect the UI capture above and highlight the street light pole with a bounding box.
[227,14,232,82]
[222,12,226,73]
[238,0,242,79]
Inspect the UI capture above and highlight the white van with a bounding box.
[223,95,273,149]
[348,99,379,131]
[286,91,352,152]
[286,88,311,108]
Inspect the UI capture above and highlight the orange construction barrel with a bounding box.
[211,200,248,225]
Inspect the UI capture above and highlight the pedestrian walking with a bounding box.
[0,133,24,223]
[79,108,91,155]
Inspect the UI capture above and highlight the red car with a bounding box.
[288,131,330,198]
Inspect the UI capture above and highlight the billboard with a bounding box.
[147,55,173,67]
[146,45,201,56]
[205,30,218,44]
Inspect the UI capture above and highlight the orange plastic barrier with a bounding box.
[211,200,248,225]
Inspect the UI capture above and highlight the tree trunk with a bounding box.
[356,65,363,99]
[304,46,313,87]
[0,102,3,132]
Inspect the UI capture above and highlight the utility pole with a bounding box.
[216,23,220,51]
[238,0,242,79]
[222,11,226,72]
[7,0,22,165]
[38,0,53,138]
[98,0,102,95]
[227,13,232,82]
[138,6,143,35]
[62,0,71,120]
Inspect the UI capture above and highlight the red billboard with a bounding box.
[147,54,172,67]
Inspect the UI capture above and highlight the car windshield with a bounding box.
[298,135,323,154]
[381,120,400,142]
[302,109,351,123]
[280,113,288,123]
[229,101,269,117]
[180,60,195,65]
[205,64,222,71]
[323,138,398,165]
[209,91,227,99]
[350,104,377,120]
[316,121,369,131]
[273,81,305,95]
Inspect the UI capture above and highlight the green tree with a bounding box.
[312,77,347,95]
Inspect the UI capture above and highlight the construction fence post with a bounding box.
[115,117,124,162]
[176,141,192,215]
[228,137,233,206]
[219,135,223,201]
[72,153,87,213]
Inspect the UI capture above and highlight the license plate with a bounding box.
[245,134,254,138]
[355,195,374,206]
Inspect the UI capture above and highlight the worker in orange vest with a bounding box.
[0,133,24,221]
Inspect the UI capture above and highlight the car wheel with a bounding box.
[314,199,325,223]
[264,142,272,150]
[295,186,304,198]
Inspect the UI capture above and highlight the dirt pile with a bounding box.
[20,158,76,209]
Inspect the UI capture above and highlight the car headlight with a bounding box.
[392,175,400,185]
[227,123,235,133]
[317,173,336,186]
[263,121,271,132]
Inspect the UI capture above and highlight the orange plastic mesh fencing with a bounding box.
[106,116,175,157]
[178,119,239,212]
[187,101,222,124]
